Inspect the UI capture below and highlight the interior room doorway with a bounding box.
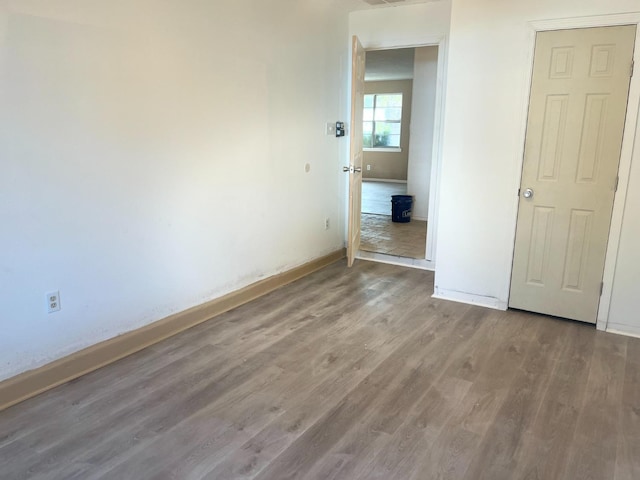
[358,46,439,260]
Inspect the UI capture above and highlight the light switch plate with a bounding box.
[326,122,336,135]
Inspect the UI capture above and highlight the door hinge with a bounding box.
[600,282,604,296]
[631,59,635,78]
[615,175,619,192]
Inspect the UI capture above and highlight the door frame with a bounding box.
[509,13,640,332]
[350,34,448,271]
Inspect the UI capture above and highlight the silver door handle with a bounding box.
[354,167,362,173]
[523,188,534,199]
[343,166,350,172]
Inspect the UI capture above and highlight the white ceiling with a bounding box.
[365,48,415,81]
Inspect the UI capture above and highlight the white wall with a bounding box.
[349,1,451,49]
[434,0,640,334]
[407,46,438,221]
[607,115,640,337]
[0,0,352,381]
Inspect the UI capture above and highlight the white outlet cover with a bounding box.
[47,291,61,313]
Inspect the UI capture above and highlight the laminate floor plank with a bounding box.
[94,280,432,480]
[204,293,466,480]
[298,306,496,480]
[510,320,596,480]
[616,338,640,480]
[461,317,569,480]
[44,264,431,480]
[0,260,639,480]
[351,309,520,480]
[562,332,628,480]
[251,306,468,480]
[23,272,405,480]
[0,263,348,448]
[297,306,486,480]
[6,310,344,476]
[3,265,373,480]
[409,311,543,480]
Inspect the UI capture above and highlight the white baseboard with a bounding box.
[605,323,640,339]
[412,216,428,222]
[362,178,407,184]
[357,250,434,271]
[432,287,508,311]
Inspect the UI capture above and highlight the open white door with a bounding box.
[347,35,365,267]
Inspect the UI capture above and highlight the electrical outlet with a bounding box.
[325,218,330,230]
[47,291,61,313]
[367,164,371,171]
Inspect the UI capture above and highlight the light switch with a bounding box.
[326,123,336,135]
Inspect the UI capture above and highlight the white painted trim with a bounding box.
[606,325,640,340]
[357,250,434,271]
[412,216,427,222]
[360,0,444,11]
[503,18,539,303]
[426,38,448,263]
[363,36,446,53]
[362,178,407,183]
[599,20,640,332]
[433,288,508,311]
[364,147,402,153]
[355,36,448,265]
[507,13,640,334]
[530,13,640,31]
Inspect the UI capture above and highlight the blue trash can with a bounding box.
[391,195,413,223]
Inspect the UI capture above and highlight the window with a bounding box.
[363,93,402,149]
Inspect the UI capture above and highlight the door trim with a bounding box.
[351,35,448,268]
[509,13,640,332]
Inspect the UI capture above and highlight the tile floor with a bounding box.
[361,180,407,216]
[360,213,427,259]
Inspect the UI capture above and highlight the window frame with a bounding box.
[363,93,403,152]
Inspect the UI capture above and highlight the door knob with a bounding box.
[523,188,534,199]
[343,166,351,173]
[354,167,362,173]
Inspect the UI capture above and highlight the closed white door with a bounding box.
[347,35,365,267]
[510,25,636,323]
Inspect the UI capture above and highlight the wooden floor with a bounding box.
[360,213,427,259]
[1,261,639,480]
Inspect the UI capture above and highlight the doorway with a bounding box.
[359,46,439,261]
[509,25,636,324]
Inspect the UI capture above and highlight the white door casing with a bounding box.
[347,36,366,267]
[510,25,636,323]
